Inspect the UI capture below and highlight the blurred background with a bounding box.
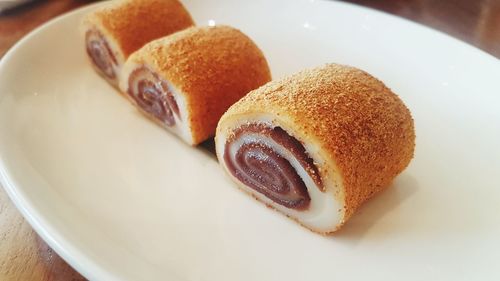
[342,0,500,58]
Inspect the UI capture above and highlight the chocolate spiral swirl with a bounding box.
[127,67,180,126]
[224,124,323,210]
[85,29,118,80]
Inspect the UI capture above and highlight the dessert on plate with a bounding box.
[120,25,271,145]
[216,63,415,234]
[82,0,194,87]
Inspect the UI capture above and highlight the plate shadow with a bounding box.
[332,174,419,243]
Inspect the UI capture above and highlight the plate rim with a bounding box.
[0,3,119,280]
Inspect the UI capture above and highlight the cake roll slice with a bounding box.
[82,0,194,87]
[120,25,271,145]
[215,64,415,234]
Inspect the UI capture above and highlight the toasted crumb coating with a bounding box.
[83,0,194,60]
[125,25,272,144]
[218,63,415,227]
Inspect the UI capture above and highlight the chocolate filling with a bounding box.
[224,123,324,210]
[127,67,180,126]
[85,29,117,79]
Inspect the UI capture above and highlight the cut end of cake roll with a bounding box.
[216,120,348,233]
[120,25,272,145]
[215,64,415,234]
[82,0,194,87]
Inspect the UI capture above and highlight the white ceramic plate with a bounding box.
[1,1,499,280]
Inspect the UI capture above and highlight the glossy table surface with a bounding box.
[0,0,498,280]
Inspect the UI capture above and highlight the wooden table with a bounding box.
[0,0,498,280]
